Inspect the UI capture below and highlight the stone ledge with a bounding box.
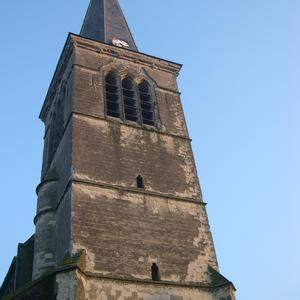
[72,178,205,205]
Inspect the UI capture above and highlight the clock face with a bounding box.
[112,38,130,48]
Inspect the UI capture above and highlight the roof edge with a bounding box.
[71,33,182,68]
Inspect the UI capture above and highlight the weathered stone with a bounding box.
[0,1,236,299]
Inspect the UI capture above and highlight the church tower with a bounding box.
[0,1,236,299]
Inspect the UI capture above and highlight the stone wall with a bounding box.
[72,36,188,138]
[72,115,201,200]
[72,182,217,284]
[32,34,235,299]
[69,35,217,286]
[75,271,233,300]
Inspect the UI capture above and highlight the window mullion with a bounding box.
[119,75,125,121]
[135,81,143,125]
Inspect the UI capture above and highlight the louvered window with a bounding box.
[139,80,154,126]
[122,77,138,122]
[105,74,157,126]
[105,72,120,118]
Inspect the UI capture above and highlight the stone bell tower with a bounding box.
[0,1,236,299]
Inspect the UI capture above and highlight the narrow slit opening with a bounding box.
[151,263,160,281]
[136,175,144,188]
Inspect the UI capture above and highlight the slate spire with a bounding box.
[80,0,138,51]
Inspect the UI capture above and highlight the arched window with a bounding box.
[105,72,120,118]
[136,175,144,188]
[122,77,138,122]
[104,74,157,126]
[151,263,160,281]
[139,80,154,126]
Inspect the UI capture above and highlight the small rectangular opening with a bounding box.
[151,263,160,281]
[137,175,144,188]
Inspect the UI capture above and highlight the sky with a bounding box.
[0,1,299,299]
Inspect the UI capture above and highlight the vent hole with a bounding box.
[136,175,144,188]
[151,263,160,281]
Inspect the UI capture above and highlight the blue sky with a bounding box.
[0,1,299,299]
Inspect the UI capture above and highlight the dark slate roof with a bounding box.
[208,265,236,290]
[80,0,138,51]
[0,258,17,299]
[0,236,35,300]
[15,236,35,289]
[1,273,55,300]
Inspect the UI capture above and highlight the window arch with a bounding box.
[139,80,154,126]
[151,263,161,281]
[105,71,120,118]
[104,74,157,126]
[136,175,144,188]
[122,76,138,122]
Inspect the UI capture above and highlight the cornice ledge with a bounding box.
[72,177,205,205]
[70,33,182,76]
[76,267,233,292]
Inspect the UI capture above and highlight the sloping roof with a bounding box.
[0,258,17,299]
[80,0,138,51]
[15,236,35,289]
[1,273,55,300]
[0,236,35,299]
[208,266,236,291]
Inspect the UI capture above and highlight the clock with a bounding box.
[112,38,130,48]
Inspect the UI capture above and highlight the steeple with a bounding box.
[0,2,236,299]
[80,0,138,51]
